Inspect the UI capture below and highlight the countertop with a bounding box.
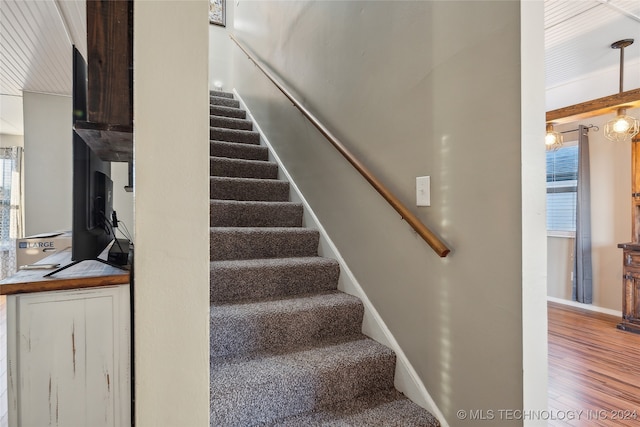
[0,249,130,295]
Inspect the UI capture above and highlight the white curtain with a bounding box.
[0,147,24,280]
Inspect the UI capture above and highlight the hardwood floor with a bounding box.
[548,302,640,426]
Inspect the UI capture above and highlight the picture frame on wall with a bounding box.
[209,0,226,27]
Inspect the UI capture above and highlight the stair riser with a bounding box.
[211,96,240,108]
[210,229,319,260]
[210,177,290,202]
[210,116,253,131]
[210,127,260,145]
[210,105,246,119]
[210,141,268,161]
[210,259,340,303]
[273,390,441,426]
[210,300,364,357]
[210,158,278,180]
[210,202,303,227]
[210,351,396,426]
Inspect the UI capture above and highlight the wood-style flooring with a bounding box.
[548,302,640,426]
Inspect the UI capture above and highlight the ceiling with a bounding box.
[1,0,86,135]
[1,0,640,136]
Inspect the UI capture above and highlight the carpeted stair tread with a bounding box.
[210,127,261,144]
[210,337,396,426]
[210,257,340,303]
[210,227,319,260]
[211,95,241,108]
[210,115,253,131]
[210,140,269,161]
[267,389,441,427]
[210,200,303,227]
[210,104,247,119]
[211,156,278,180]
[210,176,290,202]
[210,90,234,99]
[210,291,364,358]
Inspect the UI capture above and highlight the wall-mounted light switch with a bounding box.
[416,176,430,206]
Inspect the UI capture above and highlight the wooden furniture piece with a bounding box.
[618,133,640,333]
[617,242,640,333]
[75,0,134,163]
[0,250,131,427]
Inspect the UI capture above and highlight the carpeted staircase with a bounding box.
[209,90,440,427]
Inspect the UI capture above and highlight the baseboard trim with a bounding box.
[233,89,448,427]
[547,296,622,318]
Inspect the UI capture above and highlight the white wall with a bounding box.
[0,134,23,148]
[547,236,574,300]
[521,1,548,424]
[209,0,234,92]
[547,111,634,312]
[133,1,209,426]
[111,162,134,239]
[231,1,540,425]
[21,92,134,238]
[23,92,73,235]
[0,94,24,136]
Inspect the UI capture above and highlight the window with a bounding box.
[0,156,14,249]
[546,144,577,235]
[0,147,23,279]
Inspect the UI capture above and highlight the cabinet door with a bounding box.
[8,286,130,427]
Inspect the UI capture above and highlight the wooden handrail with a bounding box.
[230,35,450,257]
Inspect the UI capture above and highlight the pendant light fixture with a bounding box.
[545,123,563,151]
[605,107,640,142]
[604,39,640,142]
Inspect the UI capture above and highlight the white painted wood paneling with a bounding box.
[54,0,86,59]
[7,286,130,427]
[0,0,76,97]
[545,0,640,89]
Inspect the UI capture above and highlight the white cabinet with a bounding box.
[7,285,130,427]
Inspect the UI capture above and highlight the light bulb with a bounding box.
[604,108,640,142]
[545,123,563,151]
[613,117,631,133]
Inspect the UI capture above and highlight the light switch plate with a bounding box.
[416,176,430,206]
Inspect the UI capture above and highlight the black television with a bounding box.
[71,46,114,262]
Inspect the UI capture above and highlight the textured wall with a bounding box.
[231,1,538,425]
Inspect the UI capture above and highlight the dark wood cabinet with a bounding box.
[74,0,133,163]
[617,243,640,333]
[618,133,640,333]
